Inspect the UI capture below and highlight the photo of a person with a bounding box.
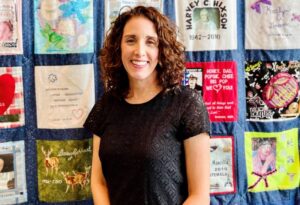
[188,74,202,91]
[0,20,13,41]
[252,138,276,175]
[193,8,219,31]
[282,101,300,117]
[184,69,203,95]
[0,154,15,190]
[0,158,4,172]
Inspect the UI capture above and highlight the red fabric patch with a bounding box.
[0,74,16,115]
[186,61,238,122]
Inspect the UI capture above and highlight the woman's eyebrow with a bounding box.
[146,35,158,39]
[123,34,136,38]
[123,34,158,38]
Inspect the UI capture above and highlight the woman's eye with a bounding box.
[125,39,135,44]
[147,40,158,46]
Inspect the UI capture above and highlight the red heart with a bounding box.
[213,84,222,92]
[72,108,83,119]
[0,74,15,115]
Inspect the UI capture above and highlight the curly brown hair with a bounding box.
[100,6,185,98]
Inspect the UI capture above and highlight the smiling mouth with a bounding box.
[131,60,148,66]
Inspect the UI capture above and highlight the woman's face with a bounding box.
[121,16,159,84]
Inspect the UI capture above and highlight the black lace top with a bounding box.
[84,86,210,205]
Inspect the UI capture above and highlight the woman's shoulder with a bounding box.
[92,91,119,109]
[85,91,117,123]
[99,90,119,102]
[159,86,204,111]
[169,85,202,101]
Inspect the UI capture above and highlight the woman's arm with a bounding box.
[91,135,110,205]
[183,132,210,205]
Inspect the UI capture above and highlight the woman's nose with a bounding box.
[134,42,146,56]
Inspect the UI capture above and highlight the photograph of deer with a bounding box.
[36,139,92,202]
[41,146,60,176]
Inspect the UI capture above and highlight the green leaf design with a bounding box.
[40,23,66,50]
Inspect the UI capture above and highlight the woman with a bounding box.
[84,6,210,205]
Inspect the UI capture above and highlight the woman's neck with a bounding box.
[125,78,162,104]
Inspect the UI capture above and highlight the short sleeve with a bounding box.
[83,93,111,137]
[179,89,210,140]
